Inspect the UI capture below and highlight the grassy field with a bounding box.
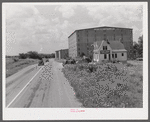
[62,61,143,108]
[6,58,39,78]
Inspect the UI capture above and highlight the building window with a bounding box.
[78,39,80,42]
[78,48,80,51]
[78,52,80,55]
[104,34,106,40]
[115,53,117,58]
[122,53,124,56]
[103,46,107,50]
[104,54,107,59]
[112,54,114,58]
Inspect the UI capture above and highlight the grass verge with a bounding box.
[6,58,39,78]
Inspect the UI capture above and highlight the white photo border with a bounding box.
[2,2,148,120]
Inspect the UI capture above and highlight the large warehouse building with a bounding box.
[68,26,133,59]
[55,49,69,59]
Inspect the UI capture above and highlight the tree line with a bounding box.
[19,51,55,59]
[133,35,143,59]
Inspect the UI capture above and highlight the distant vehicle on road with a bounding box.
[46,59,49,62]
[38,60,44,66]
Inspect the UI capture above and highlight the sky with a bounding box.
[4,3,143,56]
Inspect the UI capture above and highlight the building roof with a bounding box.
[93,40,126,51]
[109,41,126,50]
[68,26,133,38]
[55,49,68,52]
[93,40,103,50]
[112,49,127,52]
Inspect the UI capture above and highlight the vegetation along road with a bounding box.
[6,59,82,108]
[6,58,143,108]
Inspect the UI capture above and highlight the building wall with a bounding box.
[60,49,68,59]
[76,30,94,58]
[59,51,61,59]
[55,51,59,59]
[112,52,127,61]
[69,27,133,59]
[68,32,77,58]
[99,41,112,61]
[55,49,68,59]
[93,41,127,62]
[121,29,133,59]
[76,29,96,59]
[94,41,112,61]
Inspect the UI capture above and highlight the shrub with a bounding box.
[13,58,19,62]
[19,53,28,59]
[126,62,134,67]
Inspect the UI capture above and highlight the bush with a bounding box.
[19,53,28,59]
[27,51,40,59]
[126,62,134,67]
[13,58,19,62]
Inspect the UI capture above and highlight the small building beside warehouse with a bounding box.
[93,40,127,63]
[55,49,69,59]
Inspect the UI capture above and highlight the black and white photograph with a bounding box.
[2,2,148,120]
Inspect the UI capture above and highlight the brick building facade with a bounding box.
[55,49,69,59]
[68,26,133,59]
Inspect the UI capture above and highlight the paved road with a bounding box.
[6,59,82,108]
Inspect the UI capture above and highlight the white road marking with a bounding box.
[6,66,43,108]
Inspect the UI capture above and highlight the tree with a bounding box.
[133,35,143,59]
[138,35,143,58]
[19,53,28,59]
[27,51,41,59]
[50,53,55,58]
[138,35,143,45]
[133,42,139,59]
